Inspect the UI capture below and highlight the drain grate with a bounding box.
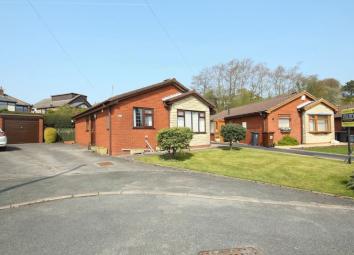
[198,247,260,255]
[96,161,114,167]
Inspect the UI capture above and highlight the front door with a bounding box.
[90,116,96,146]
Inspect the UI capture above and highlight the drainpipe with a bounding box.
[300,110,304,144]
[88,115,92,150]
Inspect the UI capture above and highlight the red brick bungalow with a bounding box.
[215,91,337,146]
[73,79,215,155]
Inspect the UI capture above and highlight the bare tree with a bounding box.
[192,58,307,110]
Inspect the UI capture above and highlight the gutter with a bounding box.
[73,99,118,120]
[224,111,266,120]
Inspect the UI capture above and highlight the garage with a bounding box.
[0,113,43,144]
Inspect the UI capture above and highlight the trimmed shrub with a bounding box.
[57,128,75,142]
[44,127,57,144]
[277,135,299,146]
[221,123,246,149]
[157,127,193,157]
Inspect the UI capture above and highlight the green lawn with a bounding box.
[303,145,352,155]
[138,148,354,197]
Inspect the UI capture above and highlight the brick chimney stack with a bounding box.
[0,86,4,96]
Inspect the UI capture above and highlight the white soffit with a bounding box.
[297,100,314,109]
[162,93,182,101]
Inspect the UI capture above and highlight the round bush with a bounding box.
[157,127,193,157]
[277,135,299,146]
[44,127,57,144]
[221,123,246,149]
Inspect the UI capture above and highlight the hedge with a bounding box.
[57,128,75,142]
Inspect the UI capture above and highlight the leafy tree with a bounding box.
[157,127,193,158]
[221,123,246,149]
[229,88,262,108]
[342,80,354,103]
[305,77,342,104]
[203,89,219,110]
[44,106,84,128]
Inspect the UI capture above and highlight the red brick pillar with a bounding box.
[38,118,44,143]
[0,117,3,130]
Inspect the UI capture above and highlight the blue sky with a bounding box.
[1,0,353,104]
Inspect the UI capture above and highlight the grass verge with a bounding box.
[303,145,352,155]
[138,147,354,198]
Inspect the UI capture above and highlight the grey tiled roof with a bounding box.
[34,95,81,109]
[0,94,31,106]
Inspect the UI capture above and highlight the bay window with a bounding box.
[177,110,206,133]
[133,107,154,128]
[309,115,330,133]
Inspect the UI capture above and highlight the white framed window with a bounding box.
[133,107,154,128]
[177,110,206,133]
[242,122,247,129]
[278,117,290,128]
[309,115,330,133]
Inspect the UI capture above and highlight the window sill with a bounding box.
[309,131,331,134]
[133,127,155,130]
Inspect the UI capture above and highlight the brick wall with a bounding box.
[75,84,182,155]
[93,109,110,149]
[335,117,344,132]
[266,96,312,144]
[75,117,90,146]
[226,95,313,145]
[110,85,179,155]
[227,114,265,145]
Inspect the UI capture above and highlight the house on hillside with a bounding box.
[73,78,215,155]
[33,93,91,113]
[211,91,338,146]
[0,87,32,112]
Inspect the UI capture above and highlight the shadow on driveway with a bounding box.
[0,164,86,194]
[0,145,22,152]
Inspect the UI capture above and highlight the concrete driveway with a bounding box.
[0,143,354,255]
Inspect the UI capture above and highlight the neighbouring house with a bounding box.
[33,93,91,113]
[0,87,32,112]
[73,78,215,155]
[334,104,354,142]
[212,91,337,146]
[210,111,225,143]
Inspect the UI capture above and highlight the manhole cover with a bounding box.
[96,161,114,167]
[198,247,260,255]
